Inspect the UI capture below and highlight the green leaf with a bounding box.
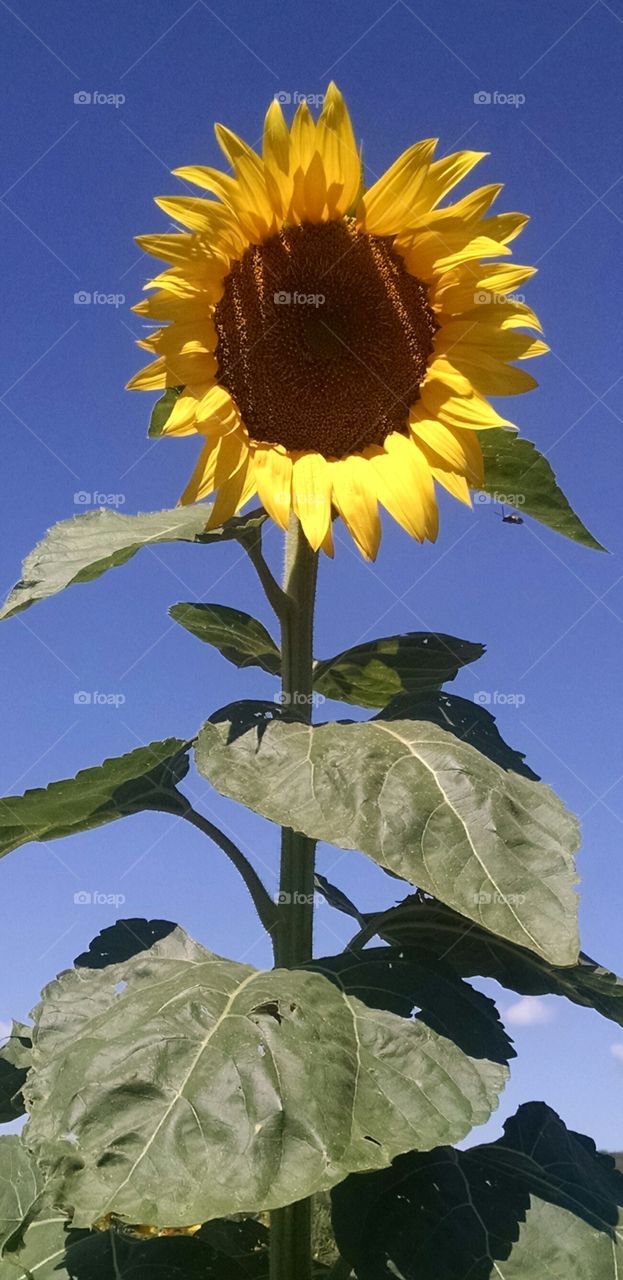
[0,506,266,620]
[195,698,580,965]
[331,1103,623,1279]
[0,1024,32,1124]
[170,603,281,675]
[0,1136,43,1253]
[0,739,190,858]
[314,633,485,708]
[367,894,623,1031]
[0,1138,270,1279]
[148,386,183,438]
[478,429,605,550]
[24,926,510,1228]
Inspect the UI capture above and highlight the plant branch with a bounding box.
[180,803,279,936]
[243,527,291,624]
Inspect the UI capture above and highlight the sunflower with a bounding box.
[128,84,546,558]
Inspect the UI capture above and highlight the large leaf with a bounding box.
[363,894,623,1029]
[0,739,190,858]
[0,1138,270,1279]
[331,1103,623,1279]
[195,699,580,964]
[478,429,604,550]
[0,1024,32,1124]
[24,926,510,1228]
[0,506,266,620]
[313,633,485,708]
[170,603,281,675]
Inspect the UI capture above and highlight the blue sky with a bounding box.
[2,0,623,1151]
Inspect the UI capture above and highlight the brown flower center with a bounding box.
[213,220,437,458]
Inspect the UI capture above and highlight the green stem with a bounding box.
[270,514,318,1280]
[179,804,279,937]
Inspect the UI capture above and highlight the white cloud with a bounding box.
[0,1021,12,1041]
[610,1044,623,1063]
[505,997,554,1027]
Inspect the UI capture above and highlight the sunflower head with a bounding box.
[129,84,546,558]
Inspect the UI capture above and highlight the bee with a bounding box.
[501,506,523,526]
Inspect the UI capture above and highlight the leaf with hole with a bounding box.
[23,925,510,1228]
[331,1102,623,1279]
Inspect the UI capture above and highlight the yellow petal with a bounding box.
[409,417,483,485]
[252,445,293,530]
[330,454,381,560]
[360,139,437,236]
[316,82,360,214]
[180,429,247,505]
[135,232,202,264]
[403,229,511,280]
[133,288,216,322]
[367,434,438,542]
[206,456,257,528]
[172,165,239,203]
[290,101,316,170]
[420,381,514,430]
[159,385,212,437]
[445,353,539,396]
[263,99,291,175]
[413,150,488,214]
[194,384,242,432]
[292,452,332,550]
[137,320,217,357]
[433,263,537,312]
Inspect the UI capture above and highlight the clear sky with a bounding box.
[2,0,623,1151]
